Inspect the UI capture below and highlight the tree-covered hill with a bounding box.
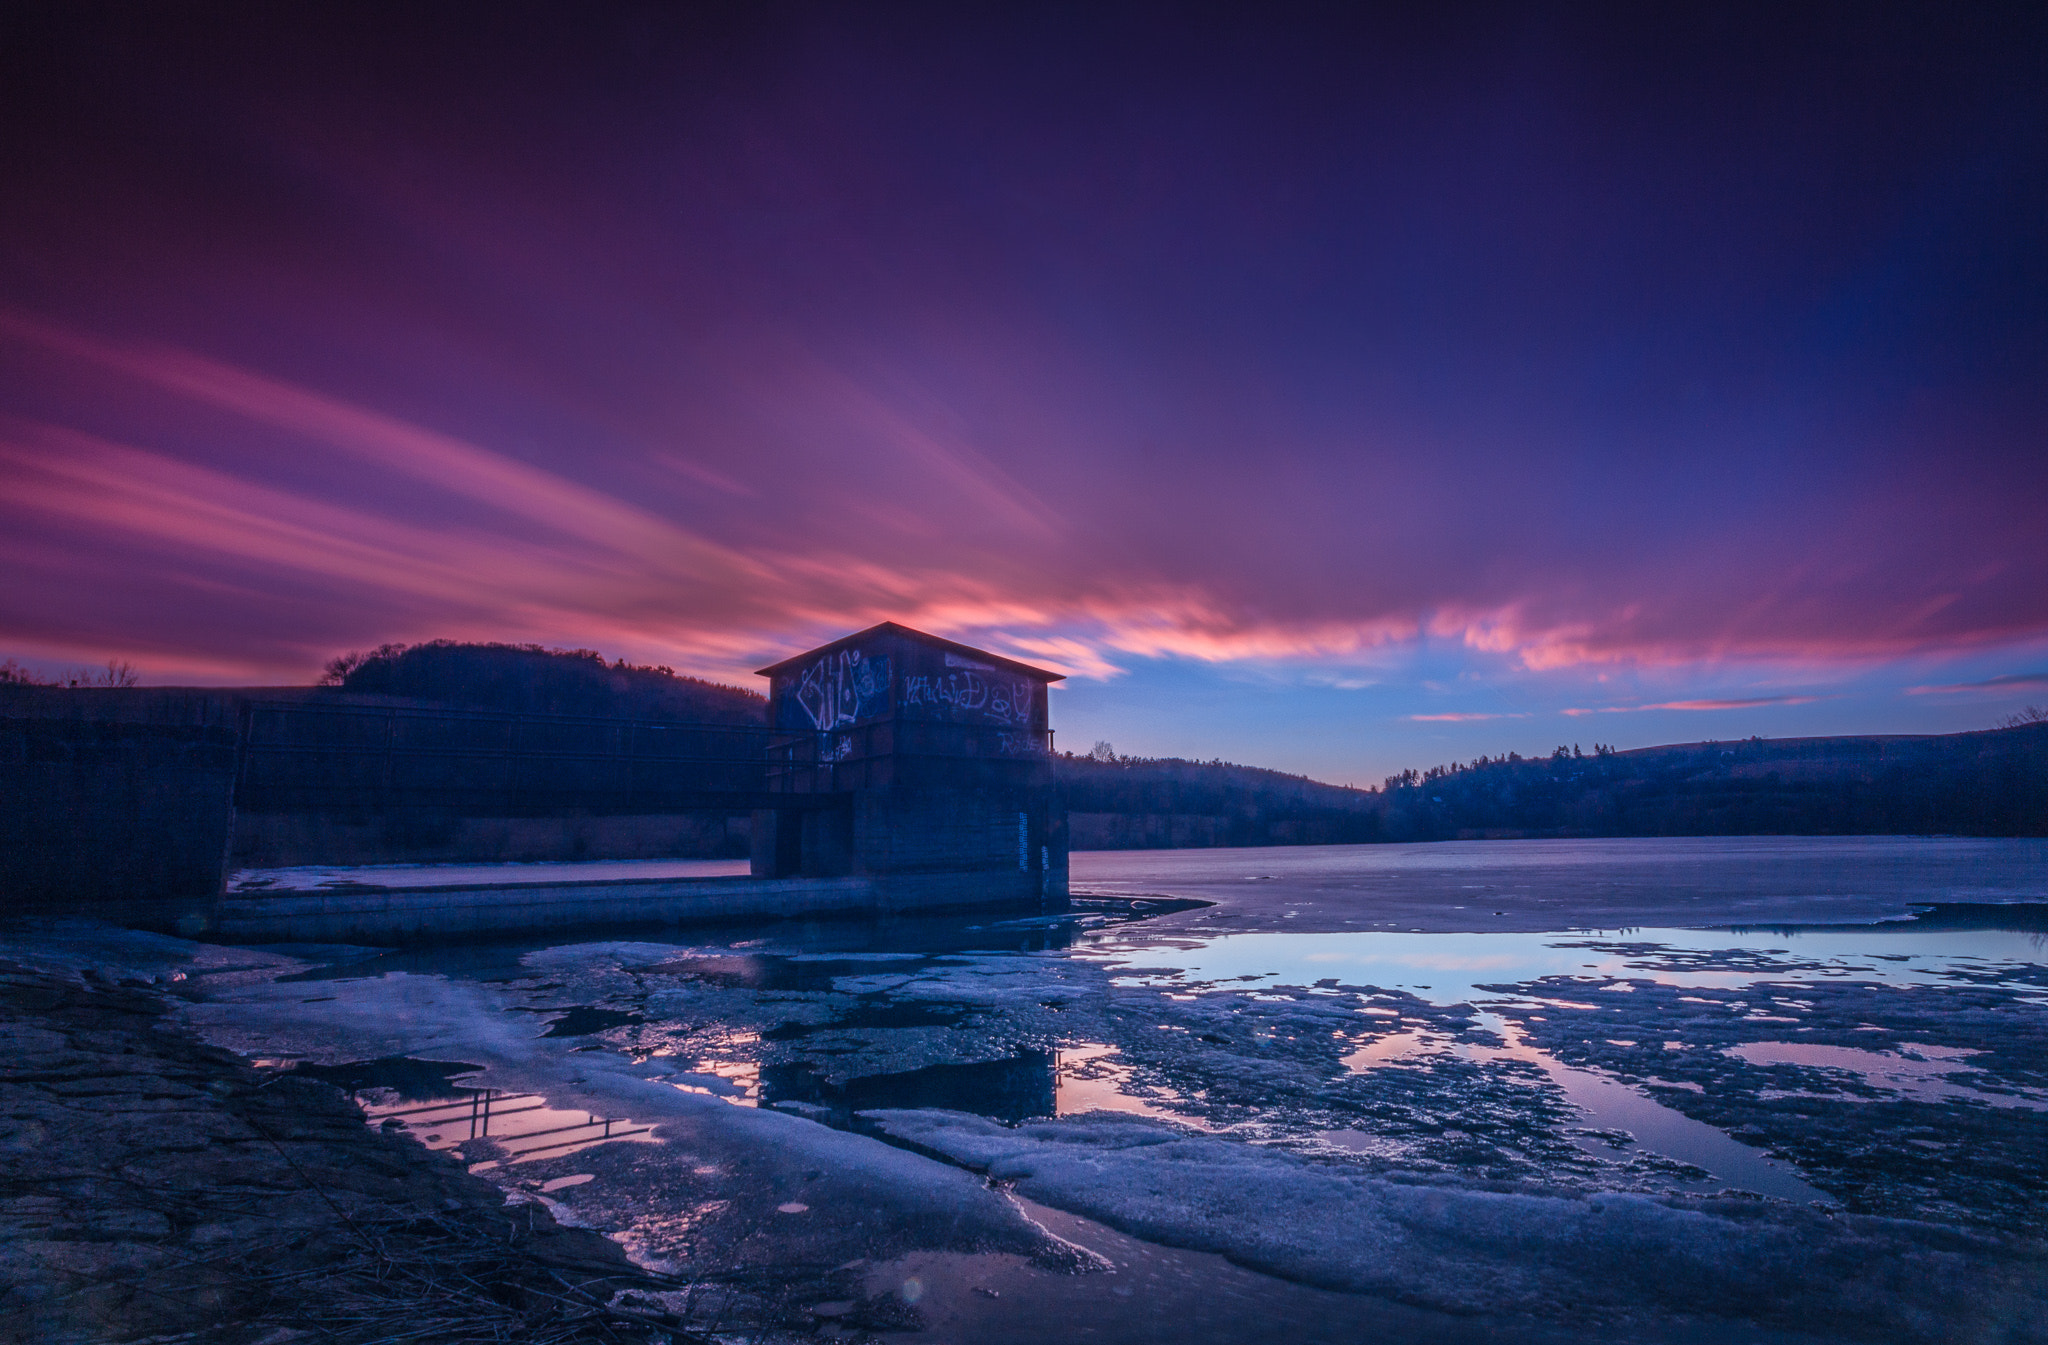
[1056,724,2048,848]
[320,641,765,724]
[1054,748,1382,848]
[1371,724,2048,840]
[310,645,2048,843]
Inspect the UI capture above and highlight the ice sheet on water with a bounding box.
[228,858,750,891]
[832,956,1090,1007]
[863,1107,2046,1340]
[1071,837,2048,933]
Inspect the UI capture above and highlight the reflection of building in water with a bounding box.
[753,623,1067,912]
[762,1051,1057,1125]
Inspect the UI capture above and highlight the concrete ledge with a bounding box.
[216,874,878,944]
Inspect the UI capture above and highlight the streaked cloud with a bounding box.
[1408,712,1529,723]
[2,5,2044,728]
[4,295,2044,702]
[1908,671,2048,695]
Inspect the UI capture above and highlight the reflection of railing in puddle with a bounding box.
[363,1089,659,1166]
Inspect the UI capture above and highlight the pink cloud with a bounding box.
[3,305,2045,689]
[1907,671,2048,696]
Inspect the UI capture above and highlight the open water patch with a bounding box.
[1724,1040,2048,1111]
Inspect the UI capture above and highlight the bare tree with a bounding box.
[0,658,139,687]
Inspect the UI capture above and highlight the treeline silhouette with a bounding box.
[1369,727,2048,839]
[321,641,765,724]
[1056,726,2048,845]
[1055,749,1382,847]
[308,643,2048,843]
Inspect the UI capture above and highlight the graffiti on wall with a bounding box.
[791,649,892,730]
[900,668,1037,727]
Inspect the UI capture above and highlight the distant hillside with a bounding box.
[300,645,2048,843]
[1058,724,2048,849]
[322,641,765,724]
[1055,752,1381,848]
[1374,724,2048,840]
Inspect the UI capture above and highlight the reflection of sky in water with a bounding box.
[1046,918,2048,1200]
[1726,1040,2047,1111]
[1045,1029,1831,1198]
[1055,1042,1213,1128]
[1478,1013,1827,1202]
[1079,927,2048,1005]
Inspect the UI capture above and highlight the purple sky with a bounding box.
[3,4,2046,781]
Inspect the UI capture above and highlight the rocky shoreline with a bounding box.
[0,961,787,1344]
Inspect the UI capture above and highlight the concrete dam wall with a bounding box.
[1,713,237,934]
[0,625,1073,941]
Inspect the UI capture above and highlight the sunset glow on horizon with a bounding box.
[3,4,2045,782]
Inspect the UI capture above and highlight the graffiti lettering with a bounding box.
[792,650,891,730]
[900,670,1036,726]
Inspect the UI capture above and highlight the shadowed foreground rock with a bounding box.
[0,964,723,1344]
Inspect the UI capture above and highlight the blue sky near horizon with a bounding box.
[2,3,2045,785]
[1049,644,2048,786]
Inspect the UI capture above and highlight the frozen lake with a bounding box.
[1072,834,2048,930]
[175,836,2048,1344]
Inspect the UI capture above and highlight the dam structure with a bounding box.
[0,625,1070,944]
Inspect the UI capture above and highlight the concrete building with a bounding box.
[752,623,1068,910]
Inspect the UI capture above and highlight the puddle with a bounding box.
[1329,1015,1828,1201]
[1313,1128,1414,1159]
[770,1052,1056,1123]
[287,1056,663,1165]
[1341,1029,1437,1070]
[1726,1040,2048,1111]
[538,1005,645,1037]
[364,1088,660,1164]
[1055,1043,1211,1127]
[1478,1015,1828,1202]
[670,1053,763,1102]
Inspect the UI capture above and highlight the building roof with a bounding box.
[755,622,1066,682]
